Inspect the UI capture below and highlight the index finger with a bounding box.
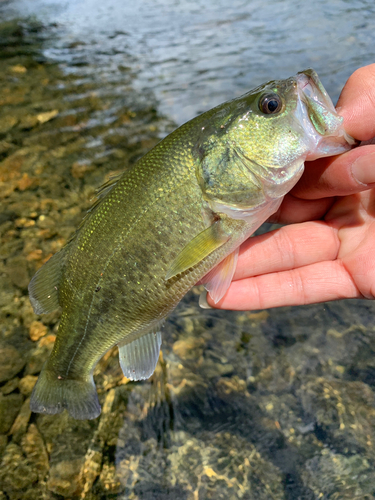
[291,144,375,200]
[292,64,375,200]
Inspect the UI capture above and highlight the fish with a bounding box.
[28,69,354,420]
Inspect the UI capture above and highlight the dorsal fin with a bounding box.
[87,173,123,214]
[29,173,124,316]
[64,172,124,245]
[28,247,68,315]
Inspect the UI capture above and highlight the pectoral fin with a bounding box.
[118,330,162,381]
[202,247,239,303]
[166,220,230,279]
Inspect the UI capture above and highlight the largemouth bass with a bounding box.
[29,69,354,419]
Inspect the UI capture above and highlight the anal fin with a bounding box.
[203,247,239,303]
[118,330,162,381]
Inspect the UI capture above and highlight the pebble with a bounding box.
[0,393,24,434]
[21,424,49,481]
[0,443,38,496]
[9,397,31,443]
[10,64,27,73]
[18,375,37,396]
[47,458,86,497]
[28,321,47,342]
[0,345,25,383]
[172,336,204,359]
[5,256,30,289]
[1,377,20,395]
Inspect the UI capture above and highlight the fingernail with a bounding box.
[199,291,213,309]
[351,152,375,185]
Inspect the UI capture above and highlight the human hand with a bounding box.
[201,64,375,310]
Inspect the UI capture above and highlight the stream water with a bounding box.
[1,1,375,499]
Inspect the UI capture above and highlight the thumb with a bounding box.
[337,64,375,141]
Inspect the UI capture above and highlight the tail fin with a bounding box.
[30,364,101,420]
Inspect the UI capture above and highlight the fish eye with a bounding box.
[259,93,283,115]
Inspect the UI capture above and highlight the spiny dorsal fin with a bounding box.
[165,220,230,279]
[28,247,68,315]
[64,172,124,245]
[29,174,123,316]
[118,330,162,381]
[87,173,123,214]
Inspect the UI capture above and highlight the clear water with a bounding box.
[1,1,375,499]
[2,0,375,124]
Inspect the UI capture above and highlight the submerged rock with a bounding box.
[302,451,375,499]
[0,344,26,383]
[18,375,37,396]
[300,378,375,460]
[10,398,32,443]
[0,393,24,434]
[21,424,49,481]
[116,423,286,500]
[0,443,38,500]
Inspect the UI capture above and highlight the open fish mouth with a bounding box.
[296,69,356,160]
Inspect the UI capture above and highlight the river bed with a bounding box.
[1,1,375,499]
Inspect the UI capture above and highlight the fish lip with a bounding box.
[296,69,336,115]
[295,69,356,159]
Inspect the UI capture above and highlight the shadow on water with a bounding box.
[1,5,375,500]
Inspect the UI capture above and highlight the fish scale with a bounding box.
[28,69,354,419]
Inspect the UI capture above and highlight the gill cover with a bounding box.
[195,128,265,209]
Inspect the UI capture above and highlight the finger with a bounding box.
[205,260,360,310]
[234,221,339,280]
[292,145,375,200]
[269,193,334,224]
[336,64,375,141]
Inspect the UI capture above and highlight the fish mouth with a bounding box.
[296,69,356,160]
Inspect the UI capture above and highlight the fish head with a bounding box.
[195,69,355,213]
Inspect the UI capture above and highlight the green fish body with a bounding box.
[29,70,354,419]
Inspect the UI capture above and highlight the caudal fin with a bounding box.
[30,364,101,420]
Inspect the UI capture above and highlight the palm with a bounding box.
[327,189,375,299]
[206,187,375,310]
